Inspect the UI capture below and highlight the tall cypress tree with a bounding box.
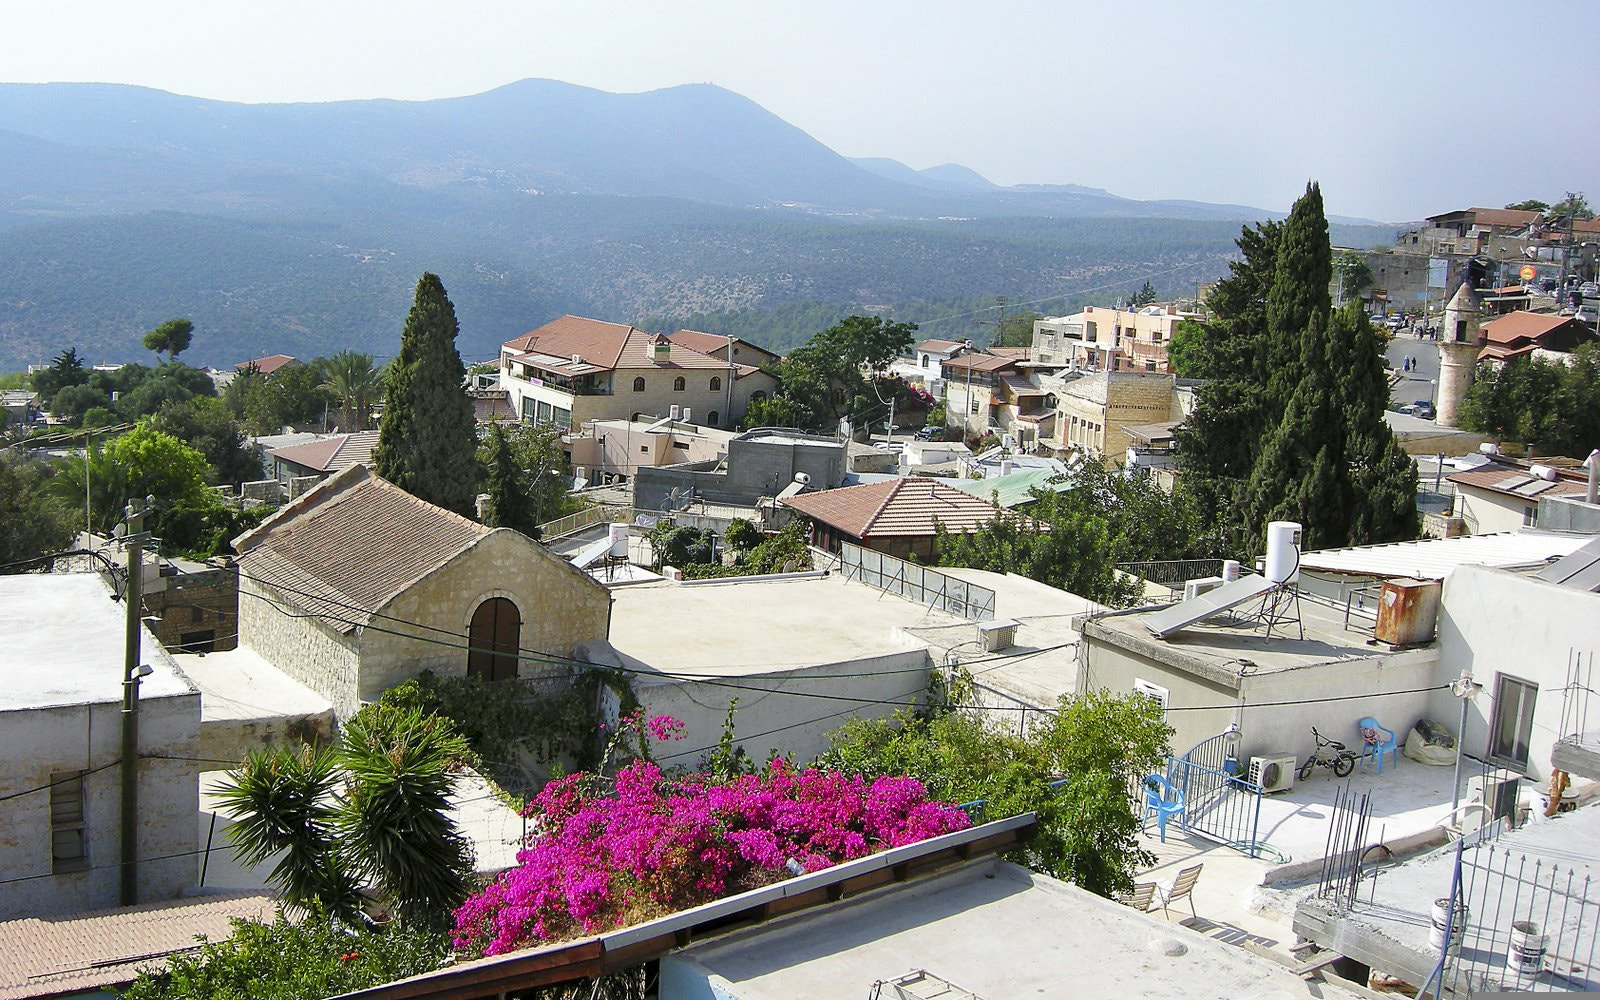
[481,421,538,536]
[373,273,478,514]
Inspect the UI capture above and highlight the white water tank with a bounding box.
[669,404,681,421]
[1480,442,1500,456]
[1529,464,1557,482]
[608,522,630,558]
[1264,521,1302,584]
[681,408,692,424]
[1222,560,1241,583]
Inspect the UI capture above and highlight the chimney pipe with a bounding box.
[1587,449,1599,505]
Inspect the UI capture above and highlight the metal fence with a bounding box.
[1441,839,1600,994]
[537,503,631,541]
[838,542,996,622]
[1161,729,1267,858]
[1117,558,1227,598]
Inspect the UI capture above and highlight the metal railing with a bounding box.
[1441,839,1600,994]
[1161,728,1266,858]
[838,542,996,622]
[1117,558,1227,598]
[537,504,631,541]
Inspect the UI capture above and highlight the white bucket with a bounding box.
[1430,897,1468,952]
[1506,920,1545,976]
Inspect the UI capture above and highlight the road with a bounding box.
[1385,327,1442,409]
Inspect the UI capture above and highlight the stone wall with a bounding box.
[362,529,613,704]
[0,690,200,920]
[143,562,239,653]
[237,573,363,717]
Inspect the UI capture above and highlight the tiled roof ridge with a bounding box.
[857,477,910,537]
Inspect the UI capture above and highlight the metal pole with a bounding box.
[120,499,145,906]
[1452,685,1469,817]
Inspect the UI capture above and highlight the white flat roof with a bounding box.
[1297,530,1592,580]
[606,574,958,677]
[675,859,1362,1000]
[170,645,332,724]
[0,574,194,711]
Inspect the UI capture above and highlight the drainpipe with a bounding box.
[1587,448,1598,505]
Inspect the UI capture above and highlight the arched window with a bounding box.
[467,597,520,682]
[707,410,719,427]
[673,376,686,392]
[632,376,645,392]
[750,389,767,402]
[709,376,722,391]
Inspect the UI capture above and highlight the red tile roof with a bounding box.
[1480,311,1578,345]
[917,339,967,354]
[235,465,491,633]
[0,892,276,999]
[780,478,1013,538]
[667,329,779,363]
[237,354,297,375]
[941,353,1019,375]
[267,430,380,474]
[503,316,757,375]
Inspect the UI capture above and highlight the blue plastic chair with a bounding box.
[1357,716,1399,773]
[1142,774,1185,842]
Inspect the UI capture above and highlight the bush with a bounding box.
[451,747,970,956]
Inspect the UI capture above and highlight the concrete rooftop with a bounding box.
[172,645,331,726]
[0,573,194,711]
[671,858,1363,1000]
[605,573,961,676]
[1087,588,1411,679]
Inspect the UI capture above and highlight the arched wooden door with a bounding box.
[467,597,520,682]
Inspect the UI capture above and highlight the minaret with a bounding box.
[1435,279,1483,427]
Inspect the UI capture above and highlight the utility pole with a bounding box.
[119,496,153,906]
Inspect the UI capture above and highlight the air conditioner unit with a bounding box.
[1468,771,1522,823]
[1183,576,1225,601]
[976,619,1021,652]
[1250,754,1297,793]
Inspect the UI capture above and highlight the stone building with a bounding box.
[498,316,778,432]
[233,465,613,718]
[1050,370,1181,466]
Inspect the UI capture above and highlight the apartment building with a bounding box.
[1031,305,1196,373]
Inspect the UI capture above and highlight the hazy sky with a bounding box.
[6,1,1597,221]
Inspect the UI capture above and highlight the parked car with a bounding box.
[915,425,941,441]
[1410,400,1435,420]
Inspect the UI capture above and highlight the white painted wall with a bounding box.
[0,690,200,920]
[637,650,931,769]
[1432,565,1600,782]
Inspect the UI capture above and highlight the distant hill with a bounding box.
[0,81,1398,370]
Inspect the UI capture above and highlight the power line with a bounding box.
[0,760,121,803]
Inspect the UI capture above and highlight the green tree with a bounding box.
[1459,344,1600,455]
[766,315,918,430]
[477,420,579,531]
[142,317,195,363]
[1127,280,1157,308]
[1504,199,1550,213]
[150,397,262,487]
[48,383,112,427]
[1179,184,1416,556]
[119,907,449,1000]
[1550,191,1595,221]
[1332,250,1373,305]
[102,423,209,512]
[29,347,87,407]
[114,361,218,422]
[0,453,78,571]
[373,274,478,514]
[818,688,1171,898]
[214,703,475,931]
[46,441,127,535]
[320,350,380,432]
[1164,319,1208,378]
[994,309,1041,348]
[480,422,538,536]
[230,362,333,435]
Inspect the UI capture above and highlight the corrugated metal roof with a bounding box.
[945,468,1072,508]
[1296,531,1592,580]
[0,892,277,999]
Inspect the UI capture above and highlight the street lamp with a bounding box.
[1450,670,1483,815]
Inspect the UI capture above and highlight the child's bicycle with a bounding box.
[1299,726,1357,780]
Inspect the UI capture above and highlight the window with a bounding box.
[969,397,979,414]
[1489,675,1537,767]
[920,355,929,368]
[632,377,645,392]
[1523,505,1537,527]
[537,400,552,423]
[467,598,520,683]
[751,390,767,403]
[1133,679,1169,714]
[707,410,719,427]
[673,376,686,392]
[709,376,721,391]
[51,770,88,873]
[190,606,205,623]
[521,396,537,420]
